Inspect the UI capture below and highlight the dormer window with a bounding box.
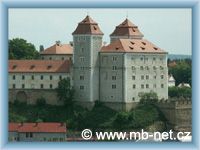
[129,46,134,50]
[12,65,17,69]
[141,47,145,50]
[141,42,146,45]
[154,47,158,50]
[93,26,97,30]
[47,65,52,70]
[30,65,35,70]
[115,47,119,50]
[130,41,135,45]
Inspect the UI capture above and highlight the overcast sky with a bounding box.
[8,8,191,55]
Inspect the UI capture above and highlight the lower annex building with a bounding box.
[9,15,168,110]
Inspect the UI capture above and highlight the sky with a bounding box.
[8,8,192,55]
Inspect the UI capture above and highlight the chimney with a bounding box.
[56,40,61,46]
[69,41,73,47]
[39,45,44,52]
[34,122,38,127]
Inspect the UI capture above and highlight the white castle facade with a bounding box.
[9,16,168,110]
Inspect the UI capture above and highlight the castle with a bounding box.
[9,15,168,110]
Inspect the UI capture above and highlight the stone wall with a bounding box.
[156,98,192,132]
[9,89,62,105]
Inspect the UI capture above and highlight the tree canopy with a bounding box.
[9,38,39,59]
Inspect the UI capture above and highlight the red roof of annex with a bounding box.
[9,123,66,133]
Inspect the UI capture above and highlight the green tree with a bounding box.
[168,87,191,98]
[56,78,74,108]
[168,60,191,86]
[139,91,158,105]
[9,38,39,59]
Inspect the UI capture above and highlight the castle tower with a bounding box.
[72,16,103,107]
[110,18,143,43]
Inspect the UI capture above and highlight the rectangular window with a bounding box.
[154,75,156,79]
[80,85,84,90]
[13,84,15,89]
[112,66,117,70]
[153,57,156,61]
[50,84,53,89]
[26,133,29,138]
[30,133,33,138]
[146,84,149,88]
[59,76,62,80]
[50,75,53,80]
[133,84,136,89]
[13,75,15,80]
[80,75,84,80]
[132,97,135,101]
[132,66,135,70]
[41,84,43,89]
[161,75,164,79]
[161,84,164,88]
[22,84,25,89]
[22,75,25,80]
[140,66,144,70]
[32,75,34,80]
[146,75,149,80]
[112,84,116,89]
[80,57,85,62]
[141,75,144,80]
[132,76,135,80]
[41,75,43,80]
[153,66,157,70]
[112,56,117,61]
[141,84,144,89]
[112,76,116,80]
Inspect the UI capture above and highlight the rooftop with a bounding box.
[9,123,66,133]
[9,60,71,73]
[101,38,167,54]
[40,42,73,55]
[110,18,143,38]
[72,15,103,35]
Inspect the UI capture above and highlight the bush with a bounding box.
[139,91,158,105]
[168,87,191,98]
[36,97,46,107]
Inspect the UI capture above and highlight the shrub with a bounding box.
[36,97,46,107]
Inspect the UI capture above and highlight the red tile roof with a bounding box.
[110,19,143,38]
[72,15,103,35]
[9,123,66,133]
[101,39,167,54]
[9,60,71,73]
[40,43,73,55]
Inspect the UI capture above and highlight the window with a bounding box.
[112,56,117,61]
[12,75,15,80]
[140,66,144,70]
[49,57,52,60]
[50,75,53,80]
[141,75,144,80]
[112,66,117,70]
[132,76,135,80]
[59,76,62,80]
[140,57,143,61]
[41,57,44,60]
[132,66,136,70]
[112,84,116,89]
[22,75,25,80]
[133,84,136,89]
[161,84,164,88]
[41,84,43,89]
[160,66,164,70]
[50,84,53,89]
[13,84,15,89]
[145,57,148,61]
[32,75,34,80]
[80,75,84,80]
[146,84,149,88]
[81,48,84,53]
[80,57,85,62]
[26,133,29,138]
[161,75,164,79]
[41,75,43,80]
[153,57,156,61]
[22,84,25,89]
[112,76,116,80]
[154,75,156,79]
[153,66,157,70]
[80,85,84,90]
[146,66,149,70]
[62,57,64,60]
[141,84,144,89]
[30,133,33,138]
[146,75,149,80]
[132,97,135,101]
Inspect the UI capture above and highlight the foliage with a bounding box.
[56,78,74,108]
[9,38,39,59]
[36,97,46,107]
[168,60,192,86]
[139,91,158,105]
[168,86,191,98]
